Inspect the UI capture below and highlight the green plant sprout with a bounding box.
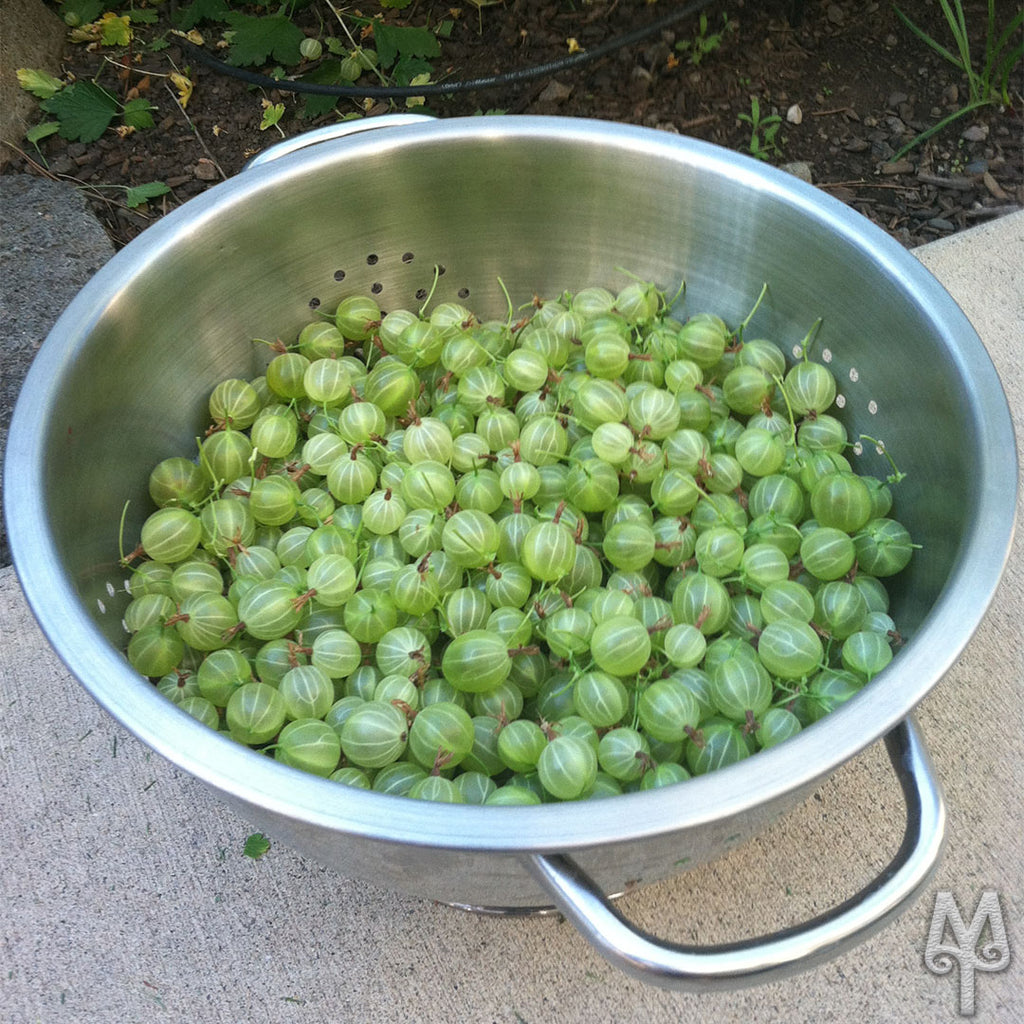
[675,11,734,65]
[737,96,784,161]
[891,0,1023,159]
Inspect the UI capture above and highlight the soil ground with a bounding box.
[3,0,1023,249]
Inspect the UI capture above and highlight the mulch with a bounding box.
[3,0,1022,249]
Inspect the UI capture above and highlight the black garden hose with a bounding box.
[172,0,721,100]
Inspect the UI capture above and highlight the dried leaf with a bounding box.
[170,28,206,46]
[170,72,194,109]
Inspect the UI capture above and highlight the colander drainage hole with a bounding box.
[458,287,470,299]
[308,296,321,309]
[415,288,428,301]
[401,252,415,264]
[334,270,346,282]
[366,254,379,266]
[371,282,383,295]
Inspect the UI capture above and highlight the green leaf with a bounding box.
[125,181,171,208]
[42,81,118,143]
[173,0,231,30]
[260,102,285,131]
[299,60,347,119]
[122,97,156,130]
[128,8,159,24]
[243,832,271,859]
[16,68,63,99]
[62,0,105,26]
[373,23,441,69]
[26,121,61,144]
[224,12,305,67]
[99,13,132,46]
[391,55,434,88]
[380,0,415,8]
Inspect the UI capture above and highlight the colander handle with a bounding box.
[526,715,945,991]
[242,114,435,171]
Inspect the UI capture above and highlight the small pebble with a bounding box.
[780,161,813,183]
[843,138,870,152]
[961,124,988,142]
[886,92,908,108]
[965,159,988,174]
[538,79,572,103]
[194,158,219,181]
[927,217,956,232]
[881,160,914,175]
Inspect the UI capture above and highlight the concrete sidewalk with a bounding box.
[0,184,1021,1022]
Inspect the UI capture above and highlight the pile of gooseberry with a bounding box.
[121,275,914,805]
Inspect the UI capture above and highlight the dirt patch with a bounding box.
[4,0,1022,249]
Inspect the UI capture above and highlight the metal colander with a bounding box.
[4,115,1016,989]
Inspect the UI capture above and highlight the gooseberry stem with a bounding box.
[798,317,824,361]
[734,282,768,344]
[859,434,907,484]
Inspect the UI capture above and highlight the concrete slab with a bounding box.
[0,205,1021,1023]
[0,174,115,566]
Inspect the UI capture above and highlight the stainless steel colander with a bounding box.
[4,115,1016,989]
